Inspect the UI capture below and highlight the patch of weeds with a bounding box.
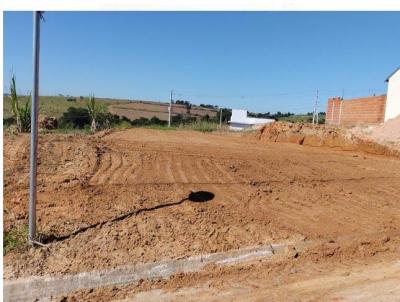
[5,125,19,138]
[4,225,29,255]
[180,121,219,132]
[42,127,91,135]
[114,120,132,129]
[144,124,177,131]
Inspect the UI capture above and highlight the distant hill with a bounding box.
[3,95,218,122]
[108,100,218,121]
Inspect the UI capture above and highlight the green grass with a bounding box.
[3,95,129,119]
[114,120,134,129]
[4,225,29,255]
[41,127,92,134]
[178,120,219,132]
[278,114,326,124]
[141,121,219,132]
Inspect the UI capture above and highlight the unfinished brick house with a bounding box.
[326,67,400,126]
[326,95,386,126]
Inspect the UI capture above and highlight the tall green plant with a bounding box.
[10,75,31,132]
[86,94,103,132]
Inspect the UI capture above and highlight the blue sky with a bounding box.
[3,12,400,113]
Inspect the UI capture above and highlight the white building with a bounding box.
[385,67,400,121]
[229,109,275,131]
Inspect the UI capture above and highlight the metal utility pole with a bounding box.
[312,89,319,125]
[168,90,173,127]
[29,11,42,242]
[219,108,223,128]
[315,89,319,124]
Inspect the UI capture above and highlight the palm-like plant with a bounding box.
[10,75,31,132]
[86,94,103,132]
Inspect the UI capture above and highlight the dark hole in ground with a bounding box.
[188,191,215,203]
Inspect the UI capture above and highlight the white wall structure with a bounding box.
[385,67,400,121]
[229,109,275,131]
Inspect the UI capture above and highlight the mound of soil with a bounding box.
[258,121,400,157]
[349,115,400,151]
[39,115,58,130]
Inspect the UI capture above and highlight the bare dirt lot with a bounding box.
[108,101,218,121]
[3,127,400,301]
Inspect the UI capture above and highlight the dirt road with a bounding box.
[3,128,400,300]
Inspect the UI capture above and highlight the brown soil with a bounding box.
[3,127,400,299]
[349,115,400,151]
[52,235,400,301]
[108,101,217,122]
[258,121,400,157]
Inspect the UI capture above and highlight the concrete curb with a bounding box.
[4,242,291,302]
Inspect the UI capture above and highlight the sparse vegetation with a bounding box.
[278,112,326,124]
[86,94,104,132]
[10,75,31,132]
[3,91,327,136]
[4,225,28,255]
[179,120,219,132]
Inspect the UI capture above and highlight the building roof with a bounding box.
[385,66,400,82]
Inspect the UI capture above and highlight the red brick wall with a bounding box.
[326,95,386,126]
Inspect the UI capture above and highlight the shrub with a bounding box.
[96,112,120,129]
[86,94,104,132]
[172,114,196,125]
[115,120,131,129]
[10,75,31,132]
[59,107,91,129]
[3,117,16,127]
[131,117,149,126]
[201,114,210,121]
[149,116,167,126]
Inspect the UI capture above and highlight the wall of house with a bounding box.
[230,109,248,123]
[325,95,386,126]
[229,122,254,131]
[384,69,400,121]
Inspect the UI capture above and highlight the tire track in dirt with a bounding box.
[376,182,400,195]
[164,156,176,183]
[195,159,213,183]
[200,159,250,204]
[107,153,123,184]
[179,158,200,184]
[109,153,138,185]
[193,158,222,203]
[273,197,350,231]
[154,156,162,182]
[175,159,189,184]
[90,152,112,185]
[171,157,200,197]
[255,185,399,237]
[214,161,245,183]
[119,156,135,184]
[160,155,190,197]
